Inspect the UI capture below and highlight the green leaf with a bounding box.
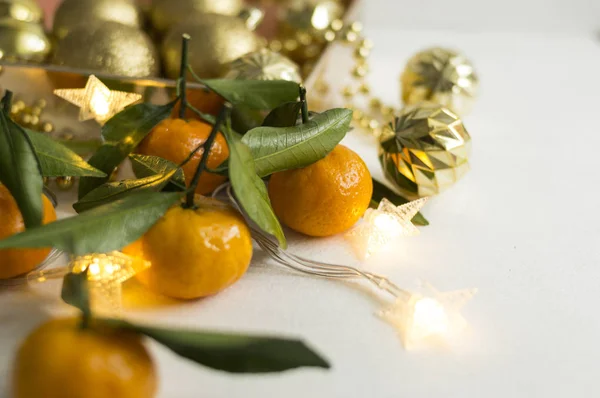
[230,105,264,135]
[201,80,299,109]
[78,101,175,199]
[222,124,286,248]
[243,108,352,177]
[61,272,90,319]
[0,109,43,228]
[73,170,177,213]
[0,191,181,255]
[371,178,429,226]
[262,101,302,127]
[25,129,106,177]
[55,138,102,156]
[102,319,330,373]
[129,154,186,191]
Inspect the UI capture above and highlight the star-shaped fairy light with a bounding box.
[380,282,477,350]
[345,197,428,259]
[54,75,141,124]
[70,251,150,315]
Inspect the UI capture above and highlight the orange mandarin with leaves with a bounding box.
[137,118,229,195]
[268,145,373,237]
[0,184,56,279]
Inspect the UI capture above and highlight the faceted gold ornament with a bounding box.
[52,0,144,40]
[379,102,471,198]
[401,47,479,116]
[225,49,302,83]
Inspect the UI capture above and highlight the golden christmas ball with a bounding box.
[53,0,144,40]
[0,0,43,23]
[401,47,479,116]
[0,19,50,62]
[150,0,244,34]
[52,21,160,78]
[225,49,302,83]
[379,102,471,198]
[282,0,344,32]
[162,14,260,79]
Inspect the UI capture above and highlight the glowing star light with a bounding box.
[70,251,150,315]
[54,75,141,124]
[380,282,477,350]
[345,197,428,259]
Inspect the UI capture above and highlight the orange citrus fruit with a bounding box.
[0,184,56,279]
[137,118,229,195]
[13,318,157,398]
[123,196,253,299]
[268,145,373,237]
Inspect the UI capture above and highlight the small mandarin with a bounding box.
[268,145,373,237]
[13,318,157,398]
[0,184,56,279]
[137,118,229,195]
[123,196,253,299]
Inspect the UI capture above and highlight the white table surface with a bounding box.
[2,27,600,397]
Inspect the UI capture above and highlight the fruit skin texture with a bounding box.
[0,184,56,279]
[268,145,373,237]
[123,197,253,299]
[137,118,229,195]
[13,318,157,398]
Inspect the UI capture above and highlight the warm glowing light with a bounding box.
[70,251,150,315]
[345,197,428,259]
[380,282,477,349]
[54,75,142,124]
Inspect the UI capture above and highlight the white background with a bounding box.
[2,1,600,397]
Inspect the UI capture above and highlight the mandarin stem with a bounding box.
[299,85,308,124]
[185,103,231,207]
[1,90,13,111]
[178,34,191,119]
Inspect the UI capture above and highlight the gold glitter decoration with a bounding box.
[150,0,244,33]
[51,21,159,78]
[52,0,143,40]
[0,0,43,23]
[54,75,142,124]
[379,102,471,198]
[284,0,344,32]
[70,251,150,315]
[225,49,302,83]
[162,14,259,79]
[0,19,50,62]
[401,47,479,116]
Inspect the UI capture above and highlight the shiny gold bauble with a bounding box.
[283,0,344,31]
[150,0,243,34]
[52,21,160,78]
[0,0,43,23]
[379,102,471,198]
[225,49,302,83]
[53,0,144,40]
[162,14,259,79]
[401,47,479,116]
[0,19,50,62]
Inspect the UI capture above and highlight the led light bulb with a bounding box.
[54,75,141,124]
[380,282,477,349]
[70,251,150,315]
[345,197,427,259]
